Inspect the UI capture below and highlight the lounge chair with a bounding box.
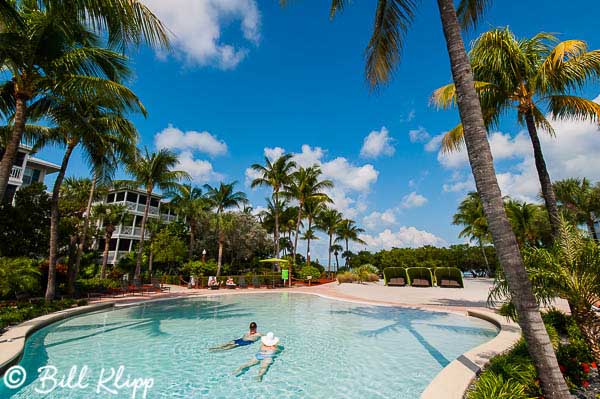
[411,278,431,287]
[132,279,151,295]
[388,277,406,286]
[151,278,171,292]
[238,276,248,288]
[439,279,461,288]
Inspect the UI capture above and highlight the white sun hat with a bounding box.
[261,332,279,346]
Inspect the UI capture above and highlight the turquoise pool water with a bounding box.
[1,293,497,399]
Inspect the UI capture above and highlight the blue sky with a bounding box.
[38,0,600,262]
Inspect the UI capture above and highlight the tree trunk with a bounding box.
[148,250,154,278]
[71,176,97,290]
[291,203,303,287]
[571,305,600,364]
[328,233,333,276]
[0,95,27,201]
[189,219,196,259]
[135,188,152,280]
[100,229,113,279]
[334,252,339,270]
[46,141,76,301]
[66,233,78,295]
[306,217,312,266]
[479,239,491,276]
[216,232,224,277]
[274,190,280,260]
[345,238,349,266]
[524,112,560,241]
[587,217,598,240]
[436,0,571,397]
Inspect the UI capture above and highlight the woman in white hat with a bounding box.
[233,332,283,381]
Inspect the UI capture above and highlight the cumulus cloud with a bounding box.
[176,151,223,183]
[154,124,228,157]
[408,127,431,143]
[360,127,395,158]
[436,94,600,202]
[363,209,397,230]
[400,192,428,209]
[360,227,447,249]
[143,0,260,69]
[424,134,444,152]
[264,147,285,162]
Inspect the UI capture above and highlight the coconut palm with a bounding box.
[335,219,365,267]
[302,198,327,265]
[93,203,128,278]
[203,181,248,277]
[169,184,209,259]
[322,0,569,394]
[330,243,343,271]
[283,166,333,285]
[125,148,189,280]
[432,28,600,240]
[505,199,550,248]
[316,208,344,274]
[301,229,318,265]
[251,154,296,261]
[554,178,600,240]
[0,2,162,200]
[453,192,491,273]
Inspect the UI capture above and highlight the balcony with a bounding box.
[10,165,23,181]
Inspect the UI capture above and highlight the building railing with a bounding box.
[10,165,23,180]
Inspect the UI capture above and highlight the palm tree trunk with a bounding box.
[328,233,333,276]
[274,190,280,259]
[306,217,312,266]
[334,252,339,270]
[524,112,560,240]
[479,239,491,276]
[135,189,152,280]
[148,250,154,278]
[70,176,97,291]
[291,204,303,287]
[571,305,600,363]
[217,232,224,277]
[436,0,570,396]
[345,238,349,267]
[0,95,27,201]
[46,141,76,300]
[586,216,598,240]
[189,219,196,259]
[100,229,113,279]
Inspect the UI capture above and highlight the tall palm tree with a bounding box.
[505,199,548,248]
[453,192,491,273]
[251,154,296,261]
[283,166,332,285]
[125,148,189,280]
[204,181,248,276]
[93,203,127,278]
[0,2,161,200]
[302,198,327,265]
[432,28,600,240]
[169,184,208,259]
[316,208,344,274]
[301,229,318,265]
[330,243,343,271]
[554,178,600,240]
[335,219,365,267]
[323,0,570,394]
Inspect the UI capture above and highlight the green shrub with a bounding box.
[406,267,433,286]
[298,265,321,280]
[383,267,408,285]
[0,257,41,299]
[182,260,219,277]
[75,278,119,294]
[337,271,357,284]
[467,372,529,399]
[434,267,464,288]
[0,299,87,331]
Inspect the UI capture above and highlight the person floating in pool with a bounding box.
[233,332,283,381]
[209,322,261,351]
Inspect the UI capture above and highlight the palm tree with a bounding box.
[251,154,296,261]
[203,181,248,276]
[283,166,332,285]
[330,243,343,271]
[125,148,190,280]
[505,199,549,248]
[316,208,344,275]
[303,199,327,265]
[324,0,570,394]
[170,184,208,259]
[301,229,318,265]
[43,88,142,300]
[0,1,162,200]
[554,178,600,240]
[335,219,365,267]
[453,192,491,273]
[93,203,127,278]
[433,28,600,240]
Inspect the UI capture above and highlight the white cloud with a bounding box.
[360,127,395,158]
[154,124,228,157]
[400,192,428,209]
[264,147,285,162]
[401,109,416,122]
[363,209,397,230]
[424,134,444,152]
[244,166,263,187]
[437,94,600,201]
[360,227,447,249]
[408,127,431,143]
[176,151,223,183]
[143,0,260,69]
[321,157,379,192]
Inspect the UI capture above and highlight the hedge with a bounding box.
[434,267,464,288]
[406,267,434,287]
[383,267,408,285]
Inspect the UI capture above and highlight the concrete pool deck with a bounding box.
[1,279,551,399]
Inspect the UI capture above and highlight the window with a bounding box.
[127,192,137,202]
[138,194,147,204]
[116,191,125,202]
[107,193,115,203]
[134,215,143,227]
[122,213,134,226]
[118,239,131,251]
[32,169,41,183]
[13,152,25,167]
[109,239,118,251]
[150,197,159,207]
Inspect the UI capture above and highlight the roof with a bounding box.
[26,157,60,173]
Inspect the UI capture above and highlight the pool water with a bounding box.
[1,293,497,399]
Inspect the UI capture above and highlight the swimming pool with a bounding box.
[1,293,498,398]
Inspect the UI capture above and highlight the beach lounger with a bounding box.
[388,277,406,286]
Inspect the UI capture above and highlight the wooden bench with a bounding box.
[388,277,406,286]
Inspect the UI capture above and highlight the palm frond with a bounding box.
[329,0,350,19]
[548,95,600,125]
[456,0,492,30]
[530,105,556,136]
[441,124,465,153]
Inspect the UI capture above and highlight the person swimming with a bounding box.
[233,332,283,381]
[209,322,261,351]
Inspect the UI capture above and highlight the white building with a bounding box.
[96,188,177,265]
[4,144,60,203]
